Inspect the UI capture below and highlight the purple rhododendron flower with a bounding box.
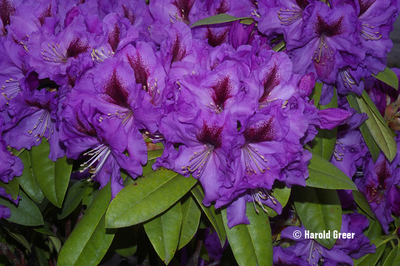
[280,213,375,265]
[355,153,400,233]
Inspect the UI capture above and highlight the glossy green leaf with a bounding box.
[365,219,382,241]
[178,195,201,250]
[307,153,358,190]
[106,168,197,228]
[147,149,164,161]
[58,180,91,219]
[17,149,44,203]
[240,17,255,25]
[312,87,338,160]
[293,187,342,249]
[144,202,182,264]
[191,14,246,28]
[352,191,374,219]
[0,179,19,201]
[31,141,72,207]
[372,67,399,90]
[191,184,226,246]
[354,242,385,266]
[347,93,380,162]
[58,184,115,266]
[265,186,291,217]
[0,190,43,226]
[357,90,397,162]
[222,202,273,266]
[382,245,399,266]
[311,82,323,107]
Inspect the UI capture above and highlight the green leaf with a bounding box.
[240,17,255,25]
[365,219,382,241]
[31,141,72,207]
[352,191,374,219]
[58,180,91,219]
[144,202,182,264]
[2,225,31,252]
[147,149,164,161]
[191,14,246,28]
[178,195,201,250]
[106,168,197,228]
[0,190,43,226]
[58,184,115,266]
[354,243,385,266]
[307,153,358,190]
[293,187,342,249]
[0,179,19,201]
[191,184,226,247]
[35,247,50,266]
[372,67,399,90]
[113,227,138,257]
[312,87,338,160]
[382,245,399,266]
[265,186,291,217]
[17,149,44,203]
[33,227,62,253]
[347,93,380,162]
[357,91,397,162]
[222,202,273,266]
[310,82,323,107]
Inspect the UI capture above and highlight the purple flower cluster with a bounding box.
[0,0,352,225]
[0,1,397,263]
[257,0,400,103]
[275,213,375,265]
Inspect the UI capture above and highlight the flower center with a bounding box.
[80,144,112,179]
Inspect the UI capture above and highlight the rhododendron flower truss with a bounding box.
[61,95,146,198]
[154,111,236,206]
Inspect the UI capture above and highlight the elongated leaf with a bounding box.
[191,14,246,28]
[265,186,291,217]
[352,191,374,219]
[0,190,43,226]
[372,67,399,90]
[357,91,397,162]
[58,180,91,219]
[17,149,44,203]
[222,202,273,266]
[58,184,115,266]
[312,87,338,160]
[191,184,226,246]
[382,245,399,266]
[354,243,385,266]
[293,187,342,249]
[311,82,323,107]
[178,195,201,250]
[31,141,72,207]
[240,17,255,25]
[144,202,182,264]
[2,225,31,252]
[307,153,358,190]
[347,93,380,162]
[106,168,197,228]
[0,179,19,200]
